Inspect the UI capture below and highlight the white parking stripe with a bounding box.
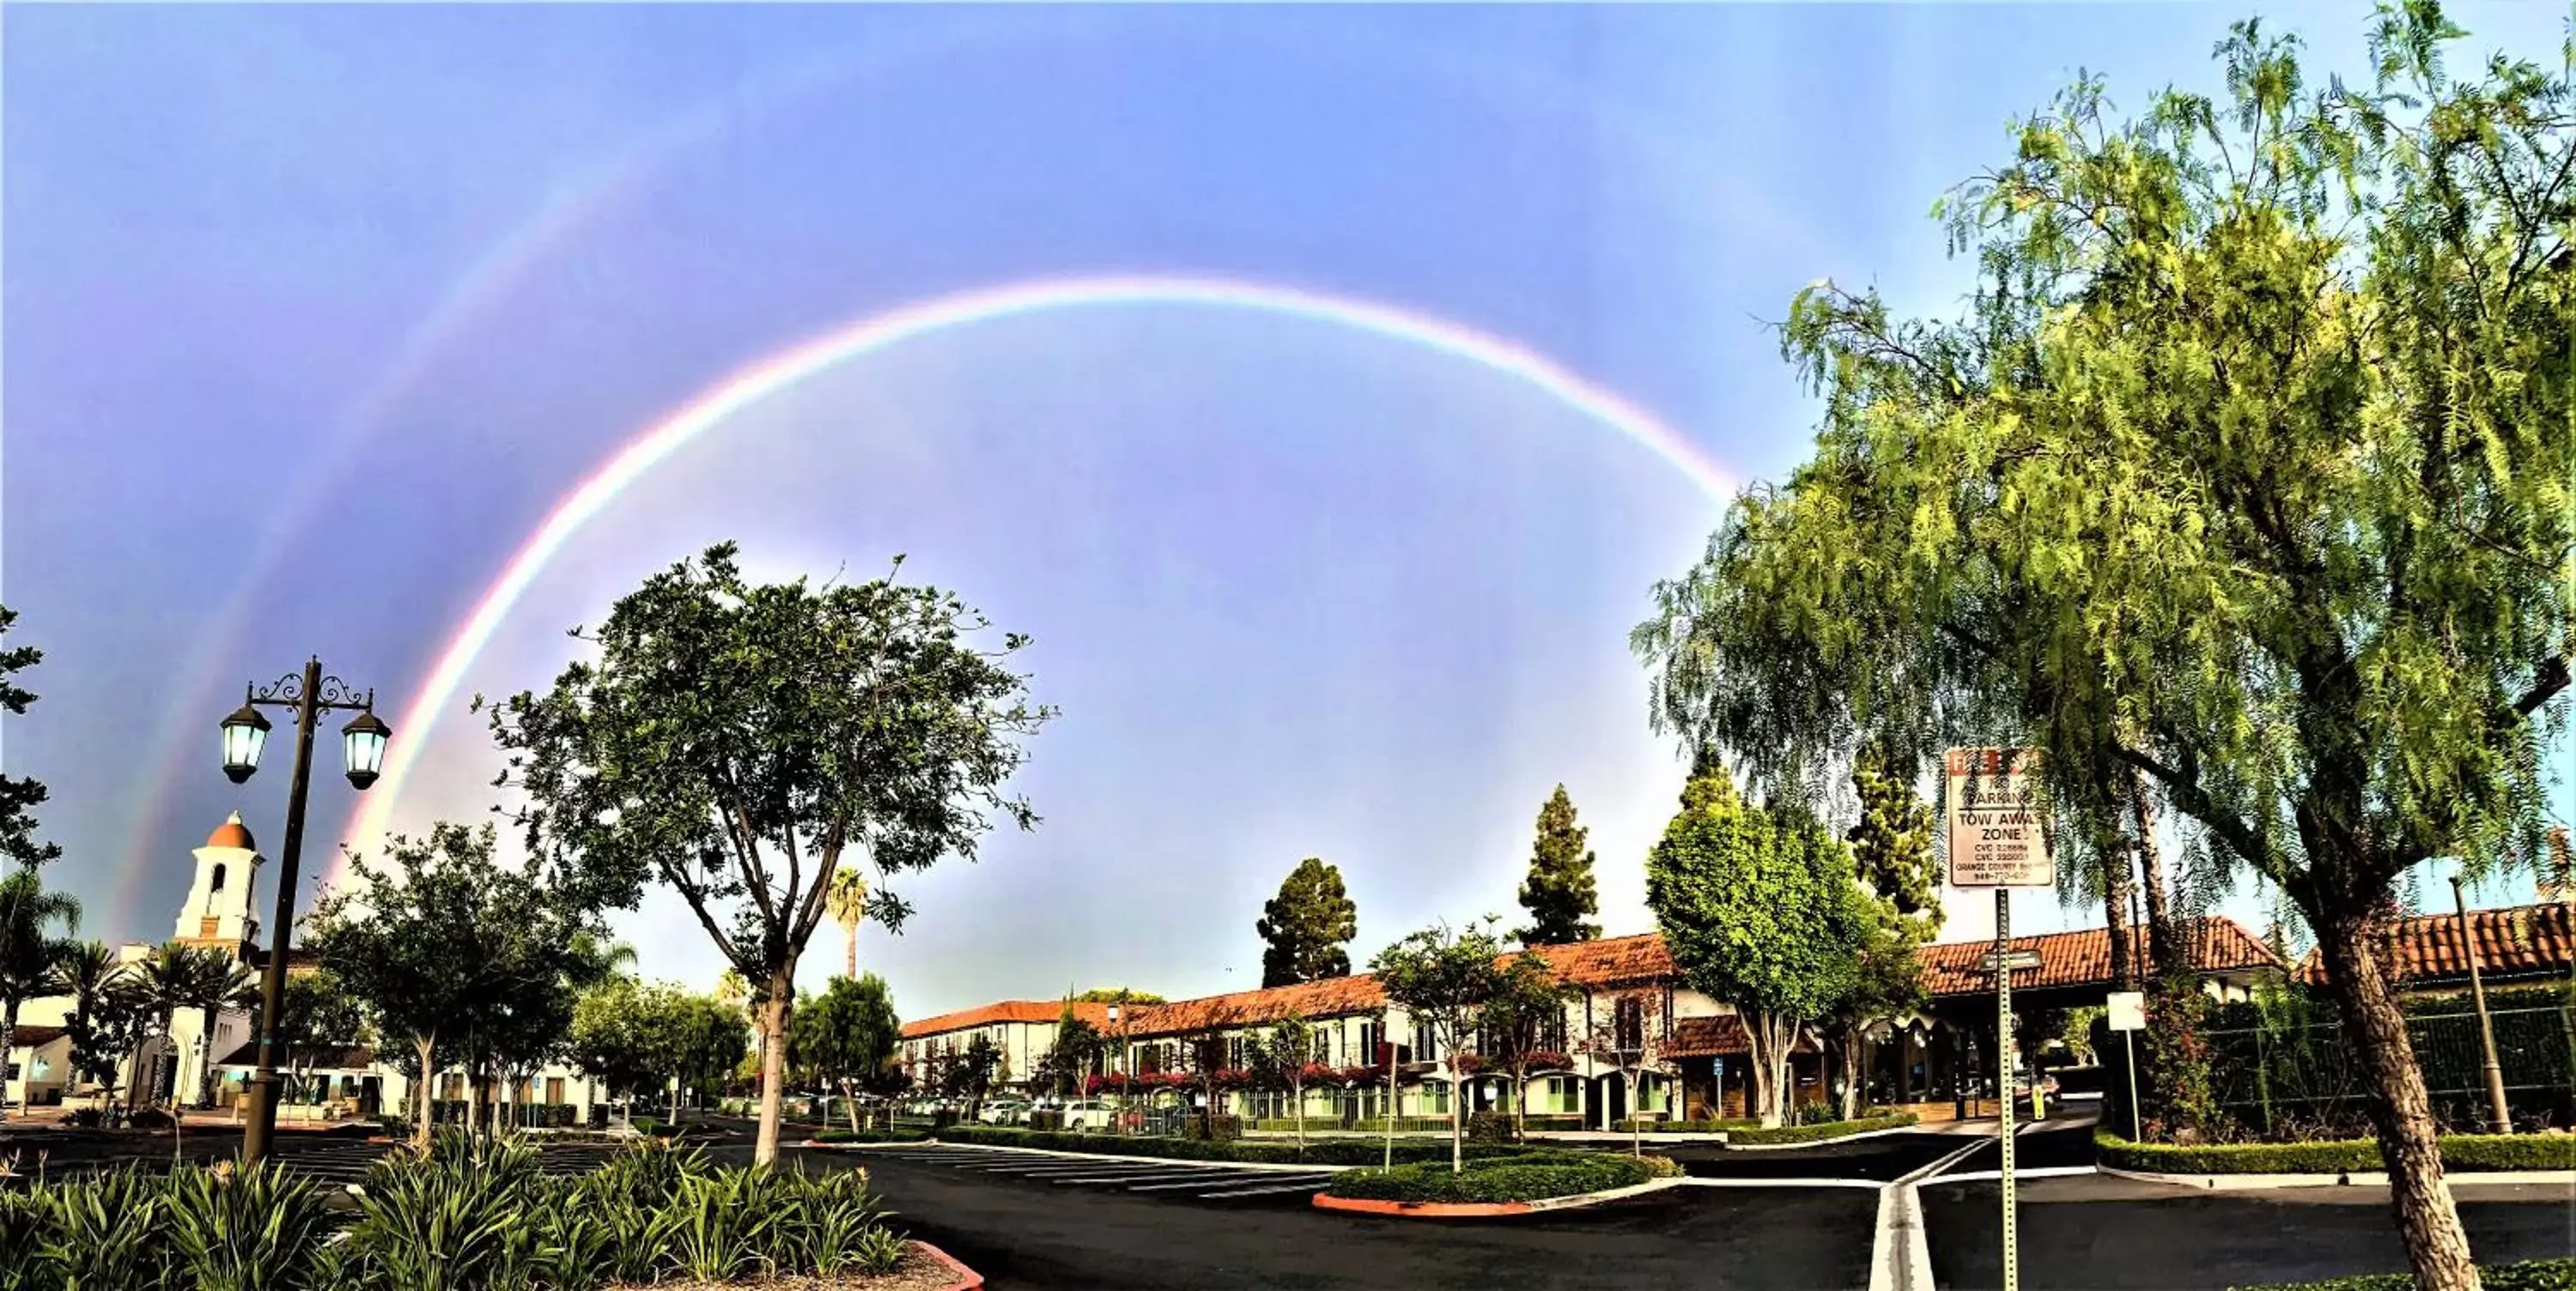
[1194,1180,1330,1199]
[1123,1173,1298,1191]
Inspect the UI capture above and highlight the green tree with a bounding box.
[826,867,870,984]
[1256,858,1358,988]
[788,973,903,1130]
[0,869,78,1119]
[274,969,367,1107]
[1036,1006,1106,1100]
[0,606,64,874]
[312,821,596,1145]
[672,992,750,1119]
[180,948,254,1107]
[1478,950,1574,1140]
[1828,754,1940,1118]
[1514,785,1602,947]
[568,976,681,1106]
[486,542,1051,1164]
[1631,9,2570,1279]
[1370,919,1505,1171]
[1075,988,1164,1005]
[1646,766,1868,1127]
[1250,1013,1317,1147]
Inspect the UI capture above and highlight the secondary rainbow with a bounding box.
[339,273,1736,875]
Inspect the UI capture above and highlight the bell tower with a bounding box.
[176,812,262,952]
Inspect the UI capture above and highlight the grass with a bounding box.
[1321,1149,1680,1204]
[2098,1129,2576,1174]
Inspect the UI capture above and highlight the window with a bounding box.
[1357,1021,1381,1064]
[1413,1021,1437,1063]
[1313,1029,1334,1066]
[1614,996,1644,1054]
[210,863,228,893]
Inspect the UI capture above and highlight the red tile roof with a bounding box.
[1917,918,2281,997]
[2294,902,2573,987]
[901,999,1111,1039]
[6,1024,67,1051]
[1520,933,1678,989]
[1666,1015,1820,1058]
[1127,975,1386,1038]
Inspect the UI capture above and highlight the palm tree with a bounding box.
[0,868,80,1118]
[122,944,204,1109]
[826,866,869,981]
[45,940,118,1102]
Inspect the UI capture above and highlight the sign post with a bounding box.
[1947,747,2055,1291]
[2105,990,2146,1142]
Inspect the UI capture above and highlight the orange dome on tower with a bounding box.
[204,811,256,852]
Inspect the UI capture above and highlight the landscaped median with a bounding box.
[1611,1111,1921,1147]
[918,1124,1537,1167]
[2229,1258,2576,1291]
[2097,1128,2576,1179]
[1313,1150,1683,1218]
[811,1127,935,1145]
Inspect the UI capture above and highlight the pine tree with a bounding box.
[1255,858,1358,988]
[1514,785,1601,946]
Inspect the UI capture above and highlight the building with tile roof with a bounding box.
[2293,901,2573,991]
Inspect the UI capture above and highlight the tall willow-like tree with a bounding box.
[487,542,1052,1163]
[1633,9,2571,1286]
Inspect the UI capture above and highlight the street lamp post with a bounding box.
[220,657,390,1165]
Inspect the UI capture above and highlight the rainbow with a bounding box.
[339,273,1737,876]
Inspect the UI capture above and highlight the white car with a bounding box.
[978,1100,1031,1126]
[1057,1099,1114,1131]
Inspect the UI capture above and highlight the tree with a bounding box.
[1478,950,1573,1140]
[1370,919,1505,1172]
[1580,990,1674,1157]
[1646,766,1868,1127]
[1036,1008,1107,1100]
[0,869,77,1119]
[938,1034,1003,1116]
[1630,9,2570,1281]
[274,970,367,1108]
[1514,786,1602,946]
[181,948,254,1107]
[1256,858,1358,988]
[568,976,681,1107]
[787,973,902,1131]
[68,979,150,1115]
[311,821,597,1145]
[671,992,750,1119]
[1075,988,1163,1005]
[1830,755,1940,1118]
[486,542,1052,1164]
[1250,1014,1318,1148]
[0,606,64,874]
[827,868,870,983]
[121,944,204,1109]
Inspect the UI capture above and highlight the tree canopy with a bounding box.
[1370,919,1506,1171]
[1256,857,1358,987]
[0,606,61,873]
[788,973,903,1101]
[1630,7,2570,1280]
[1514,785,1602,947]
[485,541,1051,1162]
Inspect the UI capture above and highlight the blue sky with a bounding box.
[6,3,2566,1019]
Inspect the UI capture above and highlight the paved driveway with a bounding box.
[823,1146,1879,1290]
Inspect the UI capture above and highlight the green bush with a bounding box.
[933,1123,1532,1166]
[1726,1112,1919,1146]
[810,1126,932,1144]
[2099,1128,2576,1174]
[1465,1110,1516,1144]
[2229,1258,2576,1291]
[1324,1149,1679,1203]
[1616,1117,1759,1134]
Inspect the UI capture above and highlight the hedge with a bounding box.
[1615,1118,1759,1134]
[1726,1112,1920,1147]
[1323,1150,1680,1203]
[811,1127,933,1144]
[2098,1129,2576,1174]
[2229,1258,2576,1291]
[932,1124,1534,1166]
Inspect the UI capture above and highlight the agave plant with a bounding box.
[848,1223,910,1276]
[39,1166,178,1290]
[662,1167,791,1282]
[340,1130,546,1291]
[526,1179,619,1291]
[0,1189,58,1291]
[162,1158,337,1291]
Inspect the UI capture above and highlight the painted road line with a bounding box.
[1048,1168,1212,1184]
[1124,1173,1312,1191]
[1194,1179,1331,1199]
[1871,1136,1993,1291]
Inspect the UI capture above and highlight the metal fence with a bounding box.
[2201,1003,2574,1136]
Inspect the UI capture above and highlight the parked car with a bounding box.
[979,1100,1031,1125]
[1058,1099,1114,1130]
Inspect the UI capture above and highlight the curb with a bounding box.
[811,1138,1355,1174]
[914,1239,985,1290]
[1310,1176,1682,1219]
[2097,1163,2576,1191]
[1724,1123,1925,1152]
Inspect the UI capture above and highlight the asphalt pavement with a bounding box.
[825,1146,1879,1291]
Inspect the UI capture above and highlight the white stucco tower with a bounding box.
[176,812,262,952]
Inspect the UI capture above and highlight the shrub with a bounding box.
[2229,1258,2576,1291]
[1465,1110,1516,1144]
[933,1123,1534,1166]
[34,1166,176,1290]
[1324,1150,1678,1203]
[1726,1112,1919,1146]
[337,1131,548,1290]
[162,1159,340,1291]
[2099,1129,2576,1175]
[1617,1117,1759,1134]
[810,1126,931,1144]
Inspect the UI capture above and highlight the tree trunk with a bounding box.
[1836,1023,1867,1121]
[1450,1069,1464,1173]
[2312,898,2482,1291]
[412,1033,436,1149]
[2129,773,2181,978]
[755,968,793,1165]
[844,924,858,983]
[0,994,19,1122]
[1293,1079,1305,1149]
[194,1004,220,1108]
[2100,808,2139,991]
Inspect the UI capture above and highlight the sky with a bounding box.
[4,3,2567,1022]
